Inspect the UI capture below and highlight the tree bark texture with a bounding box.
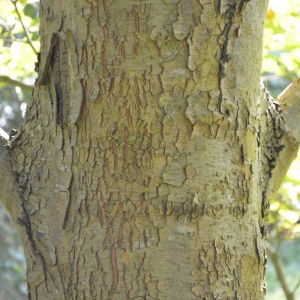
[3,0,298,299]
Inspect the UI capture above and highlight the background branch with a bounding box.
[278,78,300,142]
[0,75,33,92]
[10,0,38,55]
[268,245,295,300]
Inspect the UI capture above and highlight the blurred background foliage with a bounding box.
[0,0,299,299]
[263,1,300,299]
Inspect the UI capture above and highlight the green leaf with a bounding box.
[31,31,39,41]
[23,3,37,19]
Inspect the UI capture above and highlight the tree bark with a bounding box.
[1,0,300,299]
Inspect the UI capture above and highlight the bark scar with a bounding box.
[36,32,60,86]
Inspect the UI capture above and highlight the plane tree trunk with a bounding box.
[1,0,300,299]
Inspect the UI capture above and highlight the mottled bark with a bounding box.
[1,0,300,299]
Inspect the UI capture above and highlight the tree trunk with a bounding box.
[1,0,300,299]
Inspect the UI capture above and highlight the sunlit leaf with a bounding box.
[266,9,276,21]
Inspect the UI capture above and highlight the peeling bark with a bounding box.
[0,0,299,299]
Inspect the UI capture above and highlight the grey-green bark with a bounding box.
[1,0,300,299]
